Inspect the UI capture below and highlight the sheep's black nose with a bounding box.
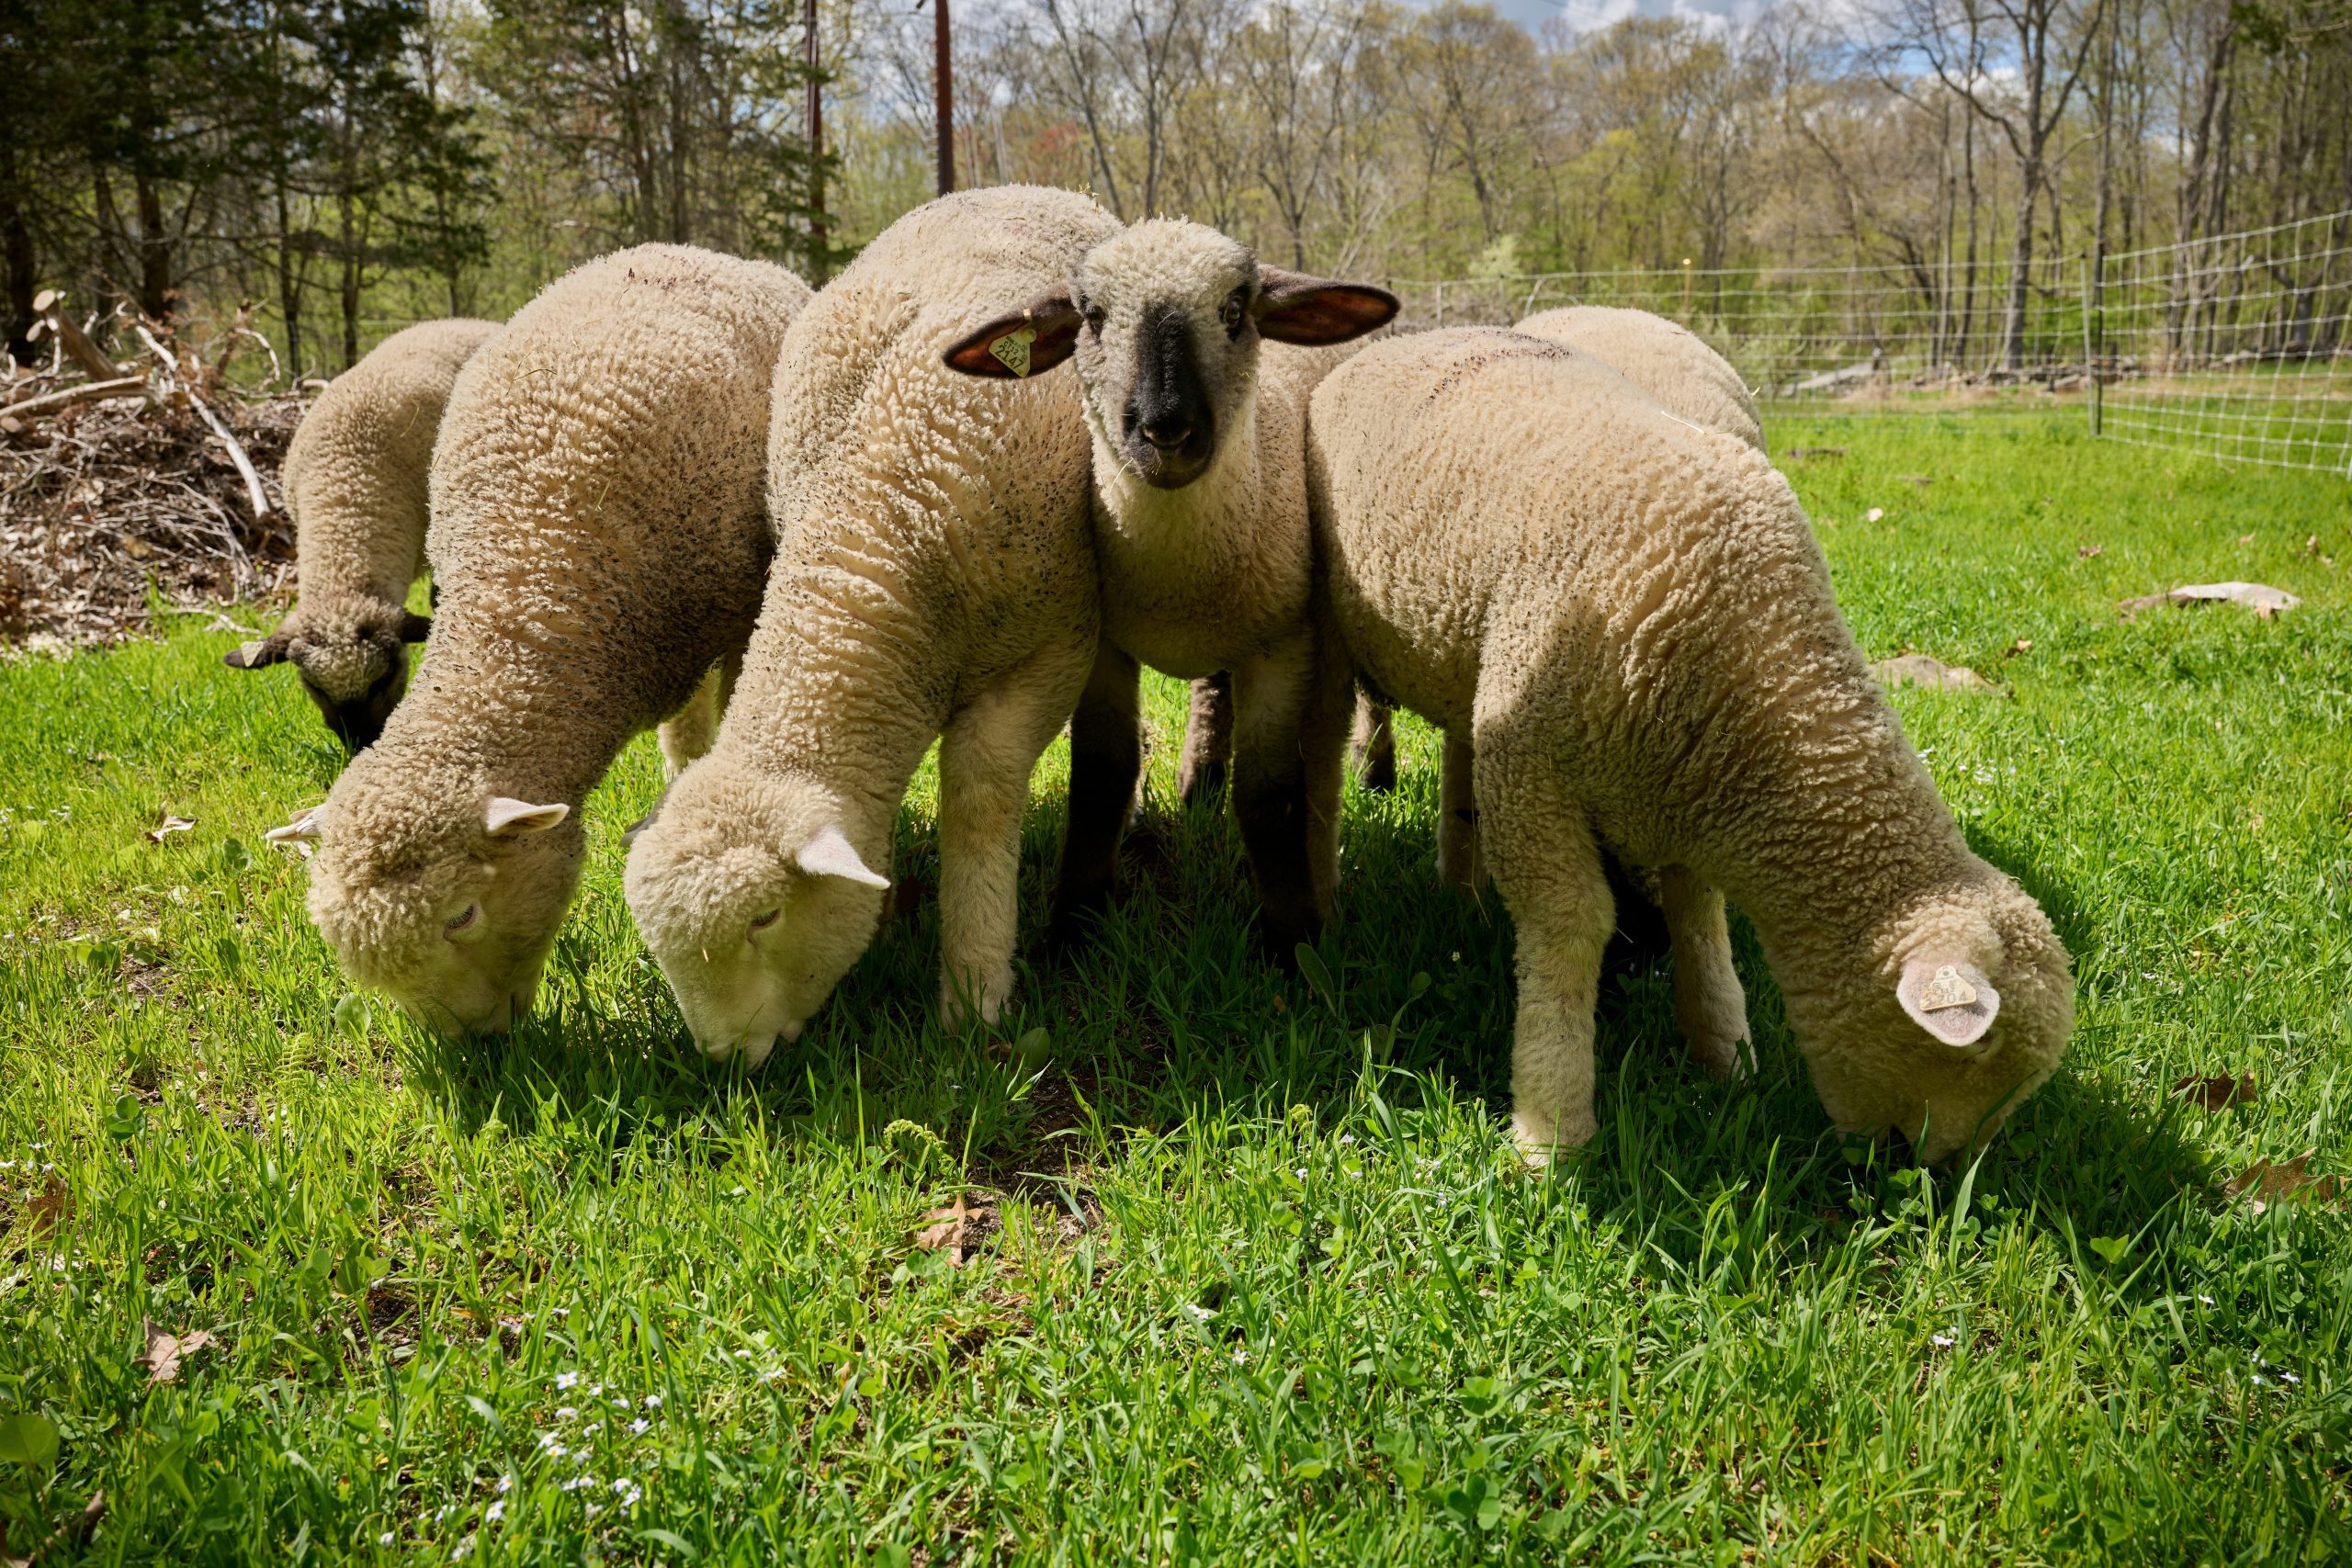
[1139,415,1193,450]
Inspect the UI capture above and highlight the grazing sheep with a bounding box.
[623,186,1120,1065]
[1302,328,2072,1164]
[944,219,1396,956]
[224,318,498,751]
[270,246,810,1036]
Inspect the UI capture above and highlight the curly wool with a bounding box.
[1514,306,1763,451]
[627,187,1120,1060]
[300,245,811,1033]
[1304,327,2072,1163]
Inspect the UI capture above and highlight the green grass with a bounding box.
[3,410,2350,1564]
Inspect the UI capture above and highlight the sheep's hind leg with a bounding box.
[1231,629,1323,967]
[1476,728,1613,1166]
[656,663,726,781]
[1653,863,1752,1077]
[1176,673,1232,807]
[1350,696,1397,794]
[1297,629,1359,922]
[1435,732,1486,893]
[936,636,1096,1030]
[1047,643,1143,952]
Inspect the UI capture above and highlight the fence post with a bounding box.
[2080,256,2101,438]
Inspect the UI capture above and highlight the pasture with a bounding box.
[2,407,2348,1562]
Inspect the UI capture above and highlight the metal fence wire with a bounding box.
[1392,208,2352,477]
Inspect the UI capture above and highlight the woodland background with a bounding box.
[1,0,2346,379]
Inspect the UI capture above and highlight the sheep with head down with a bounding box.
[1301,326,2073,1165]
[271,245,809,1037]
[624,186,1122,1065]
[224,318,498,752]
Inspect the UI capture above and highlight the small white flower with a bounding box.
[2198,1294,2215,1306]
[555,1371,581,1390]
[1231,1348,1248,1364]
[1182,1303,1214,1323]
[563,1475,591,1492]
[557,1405,577,1419]
[496,1474,513,1494]
[1931,1334,1954,1348]
[1339,1134,1355,1145]
[1295,1168,1308,1180]
[486,1500,505,1522]
[550,1307,570,1318]
[643,1394,662,1409]
[733,1348,751,1359]
[2281,1371,2301,1385]
[379,1533,396,1547]
[630,1418,650,1435]
[729,1185,747,1196]
[611,1479,633,1495]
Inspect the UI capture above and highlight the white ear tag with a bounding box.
[1917,964,1979,1012]
[990,326,1037,378]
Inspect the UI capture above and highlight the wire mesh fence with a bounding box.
[1394,210,2352,476]
[2094,212,2352,476]
[1389,253,2088,406]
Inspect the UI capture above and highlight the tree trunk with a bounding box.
[339,189,360,371]
[1,164,35,367]
[135,169,172,321]
[275,171,304,380]
[934,0,955,197]
[2004,153,2038,370]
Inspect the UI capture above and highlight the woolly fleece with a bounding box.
[624,186,1119,1064]
[1303,327,2073,1164]
[293,245,810,1035]
[1515,306,1764,452]
[231,318,499,747]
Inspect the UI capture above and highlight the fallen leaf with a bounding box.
[2007,638,2032,657]
[2224,1152,2345,1213]
[1783,446,1846,459]
[2173,1072,2257,1111]
[1865,507,1885,523]
[141,1320,216,1384]
[144,814,195,845]
[1869,654,1998,694]
[910,1195,996,1268]
[2117,581,2299,621]
[25,1175,71,1238]
[2078,543,2104,558]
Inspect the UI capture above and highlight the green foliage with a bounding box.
[2,412,2350,1558]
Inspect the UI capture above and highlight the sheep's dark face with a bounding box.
[225,596,431,755]
[941,220,1397,491]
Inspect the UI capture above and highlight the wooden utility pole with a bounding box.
[805,0,827,278]
[933,0,955,197]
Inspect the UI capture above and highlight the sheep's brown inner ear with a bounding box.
[1252,270,1400,345]
[944,295,1082,378]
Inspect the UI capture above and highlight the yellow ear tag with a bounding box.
[1918,964,1978,1012]
[990,325,1037,378]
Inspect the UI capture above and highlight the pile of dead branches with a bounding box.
[2,292,304,649]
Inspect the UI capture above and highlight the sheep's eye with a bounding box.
[1220,288,1249,331]
[444,904,478,934]
[749,908,781,931]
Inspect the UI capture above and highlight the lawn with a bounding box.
[2,409,2348,1564]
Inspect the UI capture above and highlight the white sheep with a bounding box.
[1302,327,2072,1164]
[623,186,1121,1065]
[224,318,498,750]
[270,246,811,1036]
[944,218,1396,956]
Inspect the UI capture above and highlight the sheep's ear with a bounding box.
[266,806,324,843]
[398,611,433,643]
[224,632,290,670]
[795,824,888,889]
[485,797,570,837]
[1899,957,2000,1047]
[943,294,1081,379]
[1252,269,1399,345]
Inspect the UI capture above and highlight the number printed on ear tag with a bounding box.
[1918,964,1979,1012]
[990,325,1037,378]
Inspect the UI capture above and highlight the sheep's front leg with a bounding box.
[1654,863,1753,1078]
[937,637,1095,1028]
[1476,728,1613,1166]
[1296,633,1359,922]
[1435,732,1487,892]
[1047,643,1143,952]
[1350,696,1397,794]
[1230,629,1322,965]
[1177,673,1233,807]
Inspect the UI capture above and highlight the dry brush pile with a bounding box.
[2,294,301,650]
